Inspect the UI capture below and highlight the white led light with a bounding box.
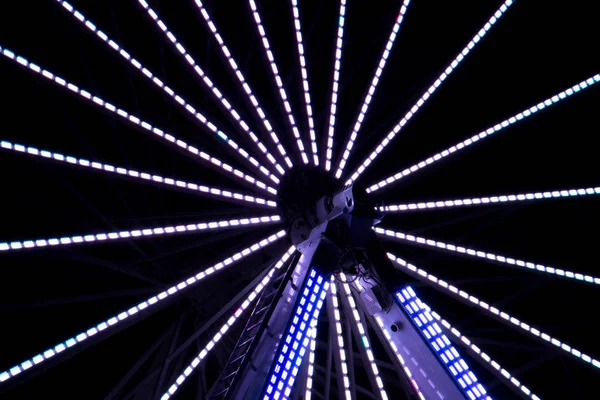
[375,227,600,286]
[249,0,310,165]
[0,232,287,384]
[160,246,296,400]
[380,186,600,213]
[339,274,389,399]
[346,0,515,185]
[191,0,293,169]
[0,140,275,208]
[1,36,278,190]
[334,0,411,178]
[304,325,318,400]
[387,252,600,370]
[324,0,348,171]
[367,72,600,192]
[289,0,318,166]
[423,303,539,398]
[135,0,285,176]
[328,277,352,399]
[0,214,280,252]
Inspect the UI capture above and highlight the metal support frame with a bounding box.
[226,245,316,399]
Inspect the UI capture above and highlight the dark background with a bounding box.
[0,0,598,398]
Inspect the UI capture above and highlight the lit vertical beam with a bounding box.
[160,247,296,400]
[348,0,516,185]
[376,227,600,285]
[339,274,389,400]
[324,0,347,171]
[0,141,277,208]
[328,276,351,400]
[0,44,278,191]
[334,0,411,178]
[0,231,287,384]
[136,0,285,176]
[192,0,294,169]
[387,252,600,371]
[290,0,319,166]
[371,315,426,400]
[367,73,600,193]
[379,186,600,212]
[263,269,329,400]
[248,0,310,165]
[397,287,490,399]
[0,215,280,252]
[424,303,540,398]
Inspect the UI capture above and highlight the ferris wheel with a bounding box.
[0,0,598,398]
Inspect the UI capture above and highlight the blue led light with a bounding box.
[397,287,490,400]
[263,269,329,400]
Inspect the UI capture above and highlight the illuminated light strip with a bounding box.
[334,0,411,178]
[339,273,389,400]
[192,0,293,169]
[0,43,278,191]
[0,214,280,252]
[367,72,600,192]
[304,322,317,400]
[0,231,286,384]
[372,315,426,400]
[375,227,600,286]
[161,246,296,400]
[290,0,318,166]
[136,0,285,176]
[348,0,516,185]
[57,0,278,190]
[264,269,329,400]
[380,186,600,212]
[422,304,540,399]
[397,287,490,400]
[329,276,351,400]
[0,140,276,208]
[387,253,600,370]
[324,0,347,171]
[249,0,310,165]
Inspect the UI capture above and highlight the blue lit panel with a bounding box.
[397,287,491,400]
[263,269,329,400]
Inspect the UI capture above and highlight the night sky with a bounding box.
[0,0,599,398]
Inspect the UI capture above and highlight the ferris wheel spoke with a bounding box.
[0,214,280,252]
[136,0,285,176]
[0,45,278,192]
[380,186,600,212]
[338,274,389,400]
[367,73,600,193]
[303,321,318,399]
[422,302,540,399]
[323,0,348,172]
[248,0,310,165]
[0,140,277,208]
[191,0,293,169]
[334,0,411,179]
[160,246,295,400]
[327,276,352,400]
[387,253,600,372]
[376,227,600,286]
[289,0,318,166]
[348,0,515,186]
[0,231,286,385]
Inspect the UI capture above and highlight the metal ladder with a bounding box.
[208,254,298,399]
